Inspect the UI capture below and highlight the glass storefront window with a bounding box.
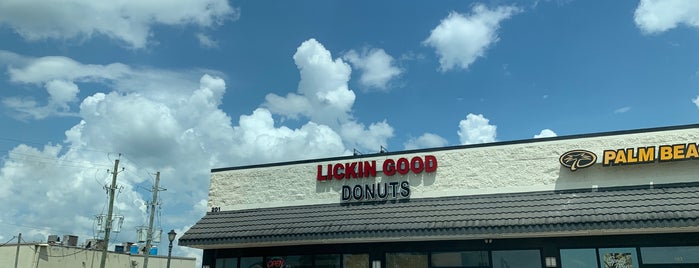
[491,250,541,268]
[285,255,314,268]
[431,251,489,267]
[316,254,341,268]
[386,252,428,268]
[240,257,263,268]
[641,246,699,264]
[343,254,369,268]
[560,249,596,268]
[598,248,638,268]
[216,258,238,268]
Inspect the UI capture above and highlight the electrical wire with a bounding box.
[21,237,92,258]
[0,236,16,247]
[0,222,93,240]
[1,150,114,169]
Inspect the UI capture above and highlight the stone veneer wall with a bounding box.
[209,127,699,211]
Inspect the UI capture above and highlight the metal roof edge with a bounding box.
[180,226,699,250]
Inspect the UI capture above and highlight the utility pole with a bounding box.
[14,233,20,268]
[142,171,162,268]
[100,158,121,268]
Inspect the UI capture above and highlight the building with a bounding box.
[181,125,699,268]
[0,239,196,268]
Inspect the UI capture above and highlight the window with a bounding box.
[641,246,699,264]
[316,254,341,268]
[431,251,489,267]
[343,254,369,268]
[491,250,541,268]
[560,249,596,268]
[598,248,638,268]
[240,257,263,268]
[285,255,313,268]
[216,258,238,268]
[386,252,428,268]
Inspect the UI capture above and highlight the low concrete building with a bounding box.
[0,242,196,268]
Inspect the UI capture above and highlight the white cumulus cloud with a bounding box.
[343,48,402,90]
[404,133,449,150]
[0,50,217,120]
[197,33,219,48]
[0,38,401,262]
[264,39,355,126]
[423,4,520,72]
[634,0,699,34]
[3,79,80,119]
[0,51,355,264]
[6,54,130,84]
[614,106,631,114]
[264,39,394,152]
[0,0,238,48]
[340,121,394,152]
[458,113,497,145]
[534,129,557,138]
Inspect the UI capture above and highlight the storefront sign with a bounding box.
[267,257,285,268]
[341,181,410,202]
[317,155,437,181]
[603,143,699,166]
[559,150,597,171]
[560,142,699,171]
[317,155,435,203]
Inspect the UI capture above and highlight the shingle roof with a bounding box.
[180,183,699,249]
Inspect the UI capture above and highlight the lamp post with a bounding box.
[167,229,176,268]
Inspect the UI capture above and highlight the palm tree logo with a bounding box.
[559,150,597,171]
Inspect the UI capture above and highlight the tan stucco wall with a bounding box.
[210,126,699,211]
[0,244,195,268]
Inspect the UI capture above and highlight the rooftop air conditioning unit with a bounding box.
[63,235,78,247]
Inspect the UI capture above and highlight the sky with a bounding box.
[1,0,699,264]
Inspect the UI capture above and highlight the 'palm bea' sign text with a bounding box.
[317,155,438,203]
[560,143,699,171]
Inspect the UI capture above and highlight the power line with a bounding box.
[0,222,94,240]
[20,238,92,258]
[1,150,114,169]
[0,236,16,247]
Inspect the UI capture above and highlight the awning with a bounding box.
[180,182,699,249]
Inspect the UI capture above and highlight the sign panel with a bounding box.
[317,155,438,203]
[560,142,699,171]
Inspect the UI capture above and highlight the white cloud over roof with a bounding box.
[458,113,497,145]
[343,48,402,90]
[265,39,355,125]
[264,39,394,152]
[404,133,449,150]
[0,0,238,49]
[423,4,520,72]
[534,129,557,139]
[634,0,699,34]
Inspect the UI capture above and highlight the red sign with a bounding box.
[317,155,437,181]
[267,257,285,268]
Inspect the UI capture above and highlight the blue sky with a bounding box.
[1,0,698,263]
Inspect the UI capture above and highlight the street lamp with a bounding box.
[167,229,177,268]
